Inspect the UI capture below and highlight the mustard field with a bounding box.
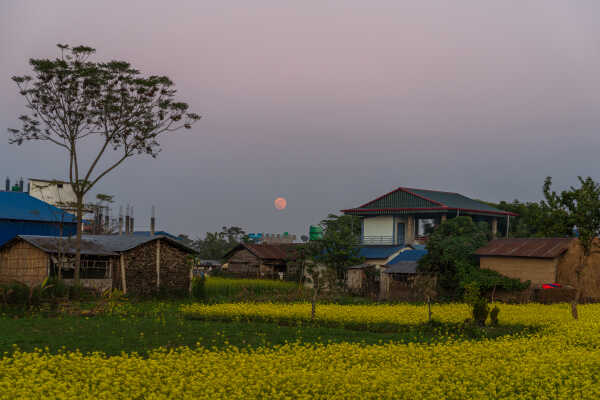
[2,302,600,399]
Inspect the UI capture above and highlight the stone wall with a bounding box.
[159,240,192,295]
[113,239,192,296]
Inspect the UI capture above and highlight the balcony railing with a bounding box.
[361,235,395,245]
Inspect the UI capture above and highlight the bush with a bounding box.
[191,276,206,300]
[2,282,31,305]
[43,277,69,299]
[472,298,489,326]
[490,306,500,326]
[464,282,489,326]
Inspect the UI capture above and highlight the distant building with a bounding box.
[342,186,516,246]
[223,243,299,279]
[0,191,77,246]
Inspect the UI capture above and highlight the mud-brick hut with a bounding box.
[0,235,117,290]
[476,238,600,301]
[223,243,299,279]
[83,234,199,296]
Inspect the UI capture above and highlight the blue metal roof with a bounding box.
[0,192,77,223]
[386,249,428,265]
[357,245,404,259]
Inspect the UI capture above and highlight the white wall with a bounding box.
[363,216,394,237]
[29,179,78,207]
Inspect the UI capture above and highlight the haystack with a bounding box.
[556,238,600,301]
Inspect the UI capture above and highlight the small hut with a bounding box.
[223,243,299,279]
[0,234,198,296]
[476,238,600,301]
[0,235,117,290]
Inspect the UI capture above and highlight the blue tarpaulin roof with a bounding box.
[386,248,428,265]
[0,192,77,223]
[358,246,405,259]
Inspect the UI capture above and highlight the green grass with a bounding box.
[0,300,537,357]
[197,276,304,302]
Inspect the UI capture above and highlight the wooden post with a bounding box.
[491,218,498,238]
[441,214,447,223]
[506,215,510,239]
[120,254,127,294]
[156,240,161,290]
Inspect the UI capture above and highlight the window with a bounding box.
[50,256,111,279]
[417,218,436,237]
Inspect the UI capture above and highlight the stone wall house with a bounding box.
[84,234,198,296]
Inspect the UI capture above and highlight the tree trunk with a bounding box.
[571,255,586,320]
[74,194,84,284]
[427,296,432,323]
[311,275,318,321]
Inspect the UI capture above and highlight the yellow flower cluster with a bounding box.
[2,303,600,399]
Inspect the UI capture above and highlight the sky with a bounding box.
[1,1,600,238]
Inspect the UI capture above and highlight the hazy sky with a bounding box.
[1,1,599,237]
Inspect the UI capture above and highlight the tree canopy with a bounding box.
[9,44,200,282]
[418,216,528,295]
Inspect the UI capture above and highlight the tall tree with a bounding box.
[544,176,600,319]
[306,214,364,318]
[9,44,200,283]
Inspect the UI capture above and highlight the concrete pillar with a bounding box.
[492,218,498,238]
[406,216,415,244]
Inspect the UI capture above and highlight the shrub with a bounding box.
[191,276,206,300]
[2,282,31,305]
[490,306,500,326]
[464,282,489,326]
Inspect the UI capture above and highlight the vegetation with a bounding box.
[1,302,599,398]
[418,217,528,296]
[193,226,249,260]
[9,44,200,282]
[303,213,363,319]
[193,276,300,302]
[542,176,600,319]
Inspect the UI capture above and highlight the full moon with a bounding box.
[274,197,287,210]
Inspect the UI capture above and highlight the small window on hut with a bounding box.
[50,256,111,279]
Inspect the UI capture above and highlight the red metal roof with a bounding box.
[475,238,573,259]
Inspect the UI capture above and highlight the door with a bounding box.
[397,223,405,246]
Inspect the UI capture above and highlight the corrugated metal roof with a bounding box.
[14,235,117,256]
[0,192,77,223]
[342,187,516,217]
[83,234,198,254]
[475,238,573,259]
[358,246,405,260]
[384,261,418,274]
[243,243,299,260]
[386,248,428,265]
[132,231,181,241]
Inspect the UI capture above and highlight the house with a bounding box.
[84,234,198,296]
[475,238,600,301]
[224,243,299,279]
[0,235,116,290]
[0,233,198,295]
[0,191,77,246]
[347,246,430,300]
[342,186,517,246]
[475,238,573,286]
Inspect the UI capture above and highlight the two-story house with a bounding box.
[342,186,516,247]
